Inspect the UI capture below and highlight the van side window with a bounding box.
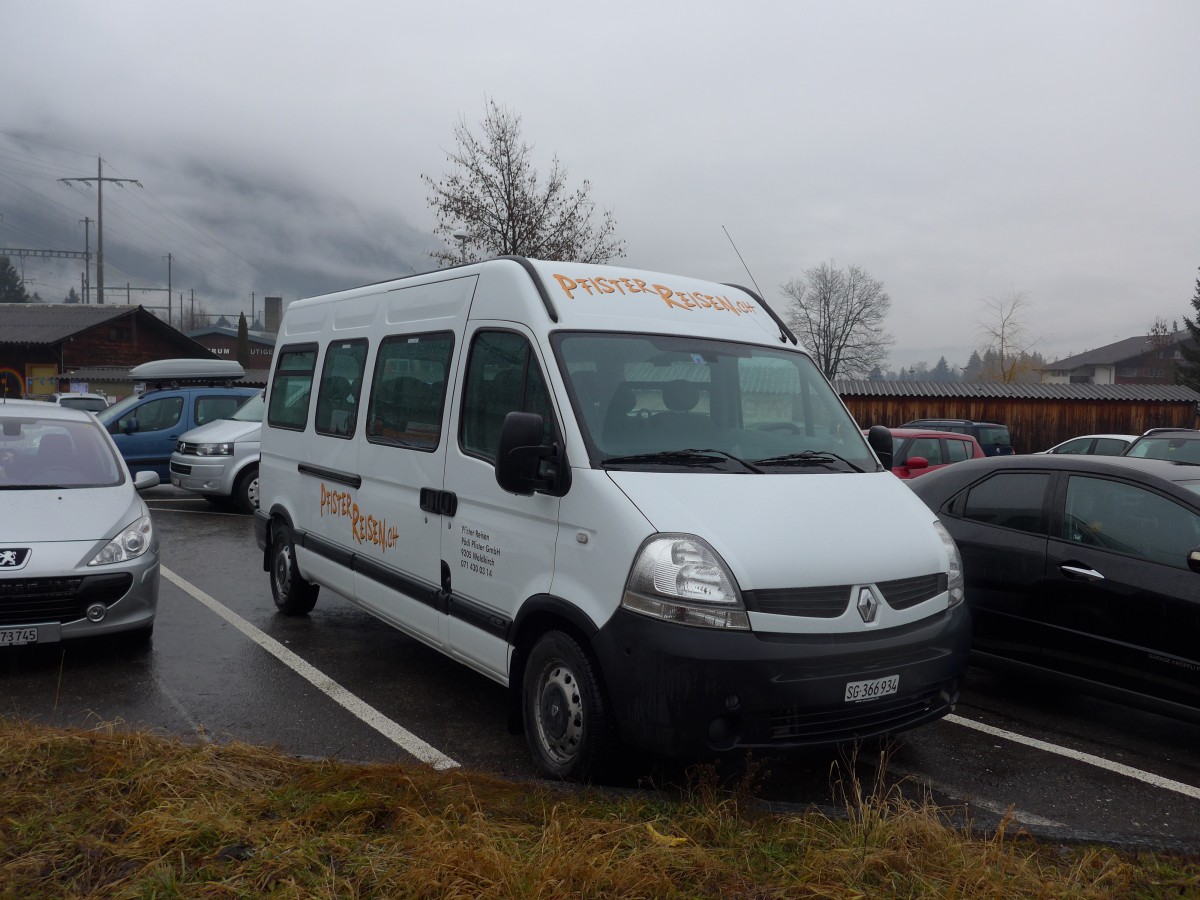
[314,340,368,438]
[121,396,182,433]
[366,332,454,451]
[460,330,554,462]
[268,345,318,431]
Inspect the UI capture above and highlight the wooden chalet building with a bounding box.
[835,380,1200,454]
[0,304,216,401]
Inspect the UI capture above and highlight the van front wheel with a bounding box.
[270,522,319,615]
[523,630,613,781]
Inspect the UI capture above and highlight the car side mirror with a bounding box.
[133,470,160,491]
[122,417,140,435]
[1188,547,1200,574]
[906,456,929,471]
[867,425,893,471]
[495,411,571,497]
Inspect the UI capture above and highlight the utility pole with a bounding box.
[79,217,92,303]
[163,253,173,326]
[59,158,142,305]
[250,292,255,329]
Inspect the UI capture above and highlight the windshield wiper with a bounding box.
[753,450,865,472]
[602,449,763,473]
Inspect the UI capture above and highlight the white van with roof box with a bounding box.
[255,256,970,780]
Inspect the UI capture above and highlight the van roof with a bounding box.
[283,257,798,349]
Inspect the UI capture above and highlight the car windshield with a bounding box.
[553,332,876,473]
[231,391,266,422]
[0,415,124,488]
[1127,436,1200,465]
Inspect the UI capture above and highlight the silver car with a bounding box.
[0,399,160,645]
[169,391,264,513]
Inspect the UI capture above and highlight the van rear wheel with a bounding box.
[270,522,318,615]
[523,630,613,781]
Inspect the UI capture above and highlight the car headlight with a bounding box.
[932,520,965,607]
[193,443,233,457]
[621,534,749,630]
[88,515,154,566]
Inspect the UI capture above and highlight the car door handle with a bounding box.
[1060,563,1105,581]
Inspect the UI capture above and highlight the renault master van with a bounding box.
[255,257,970,780]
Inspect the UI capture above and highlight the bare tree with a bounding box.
[976,291,1037,382]
[422,99,626,266]
[781,261,895,379]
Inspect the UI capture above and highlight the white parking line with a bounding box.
[161,566,459,771]
[946,714,1200,801]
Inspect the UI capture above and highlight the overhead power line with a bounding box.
[58,158,142,305]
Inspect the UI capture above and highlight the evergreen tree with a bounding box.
[1177,269,1200,391]
[64,287,80,304]
[0,257,30,303]
[236,313,250,368]
[931,356,952,381]
[962,350,984,382]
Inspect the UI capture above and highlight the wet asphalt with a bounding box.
[2,485,1197,852]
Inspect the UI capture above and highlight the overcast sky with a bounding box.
[2,0,1197,371]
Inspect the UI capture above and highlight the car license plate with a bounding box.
[844,674,899,703]
[0,628,38,647]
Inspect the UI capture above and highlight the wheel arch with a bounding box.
[505,593,603,735]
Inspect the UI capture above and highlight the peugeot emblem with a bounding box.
[0,548,31,570]
[856,587,879,624]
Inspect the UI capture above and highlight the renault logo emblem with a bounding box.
[857,587,879,623]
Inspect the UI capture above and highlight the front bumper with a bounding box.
[591,602,971,756]
[169,454,233,496]
[0,544,159,644]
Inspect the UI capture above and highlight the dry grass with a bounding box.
[0,718,1196,898]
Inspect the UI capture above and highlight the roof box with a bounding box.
[129,358,245,383]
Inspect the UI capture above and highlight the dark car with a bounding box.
[1123,429,1200,465]
[900,418,1013,456]
[909,454,1200,722]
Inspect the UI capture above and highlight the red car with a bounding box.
[867,428,987,479]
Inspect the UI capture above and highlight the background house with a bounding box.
[835,379,1200,454]
[0,304,216,401]
[1040,330,1193,384]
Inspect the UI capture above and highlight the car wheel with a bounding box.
[233,465,260,515]
[523,630,614,781]
[270,521,319,615]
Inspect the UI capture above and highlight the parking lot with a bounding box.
[3,485,1199,852]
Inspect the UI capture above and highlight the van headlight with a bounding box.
[621,534,749,630]
[193,442,233,456]
[932,520,965,607]
[88,515,154,566]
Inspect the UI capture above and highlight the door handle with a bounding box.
[1060,563,1105,581]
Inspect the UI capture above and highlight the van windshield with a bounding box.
[553,332,877,473]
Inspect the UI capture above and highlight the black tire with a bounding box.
[233,465,260,515]
[522,630,615,782]
[270,521,319,615]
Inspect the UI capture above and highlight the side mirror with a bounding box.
[495,411,571,497]
[867,425,893,471]
[122,417,140,435]
[905,456,929,471]
[1187,547,1200,575]
[133,470,160,491]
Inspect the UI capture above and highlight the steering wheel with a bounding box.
[757,422,802,434]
